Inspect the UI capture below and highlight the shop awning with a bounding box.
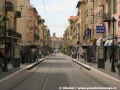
[104,40,110,46]
[117,45,120,49]
[96,38,102,46]
[107,39,117,46]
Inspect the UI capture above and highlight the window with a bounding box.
[114,21,116,33]
[108,0,111,13]
[112,0,117,14]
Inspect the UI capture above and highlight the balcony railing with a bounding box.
[102,13,111,22]
[15,11,21,18]
[7,29,22,39]
[5,2,14,11]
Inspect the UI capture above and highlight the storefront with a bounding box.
[96,37,103,60]
[104,34,118,60]
[117,37,120,61]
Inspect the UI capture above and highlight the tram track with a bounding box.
[9,54,56,90]
[1,53,119,90]
[41,58,54,90]
[2,55,53,90]
[64,55,110,87]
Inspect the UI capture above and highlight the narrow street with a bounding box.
[0,53,119,90]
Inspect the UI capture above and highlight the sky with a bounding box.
[30,0,79,37]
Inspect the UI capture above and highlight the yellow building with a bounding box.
[76,0,86,43]
[16,0,30,45]
[68,16,78,46]
[39,19,45,47]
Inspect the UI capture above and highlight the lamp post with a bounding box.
[111,16,116,72]
[2,16,8,72]
[2,0,8,72]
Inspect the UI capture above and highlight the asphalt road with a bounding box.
[0,53,120,90]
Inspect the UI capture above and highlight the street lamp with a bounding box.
[111,16,116,72]
[2,16,8,72]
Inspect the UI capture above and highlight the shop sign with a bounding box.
[90,39,94,43]
[96,26,105,33]
[118,21,120,27]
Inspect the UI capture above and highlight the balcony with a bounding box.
[34,26,39,30]
[102,13,111,22]
[7,29,22,39]
[98,0,104,7]
[89,9,94,16]
[15,11,21,18]
[34,32,40,40]
[5,2,14,11]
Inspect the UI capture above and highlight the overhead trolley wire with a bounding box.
[43,0,49,27]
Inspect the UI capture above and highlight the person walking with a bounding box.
[0,51,4,71]
[20,49,25,64]
[77,51,79,58]
[34,51,38,61]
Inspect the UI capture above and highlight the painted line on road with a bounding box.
[0,58,44,84]
[72,59,120,83]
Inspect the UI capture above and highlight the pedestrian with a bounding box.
[77,51,79,58]
[71,51,73,58]
[34,51,38,61]
[0,51,4,71]
[109,51,112,63]
[6,54,10,63]
[20,49,25,64]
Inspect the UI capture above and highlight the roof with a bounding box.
[68,16,78,23]
[69,16,78,20]
[76,0,86,8]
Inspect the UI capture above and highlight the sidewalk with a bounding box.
[75,57,120,80]
[0,62,31,80]
[0,56,46,80]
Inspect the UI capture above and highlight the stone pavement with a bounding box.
[75,57,120,80]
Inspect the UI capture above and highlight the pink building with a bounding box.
[29,6,38,44]
[114,0,120,36]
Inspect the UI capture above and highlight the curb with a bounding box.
[0,58,44,84]
[72,59,120,83]
[26,59,44,70]
[72,59,91,70]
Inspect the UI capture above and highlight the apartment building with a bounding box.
[76,0,86,44]
[16,0,30,46]
[29,6,39,45]
[0,0,22,55]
